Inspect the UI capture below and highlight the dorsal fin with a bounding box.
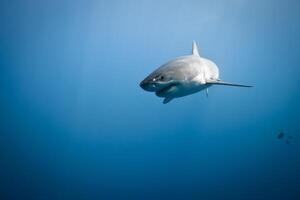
[192,40,200,56]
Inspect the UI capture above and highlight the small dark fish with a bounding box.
[277,131,284,139]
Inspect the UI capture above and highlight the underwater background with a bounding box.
[0,0,300,199]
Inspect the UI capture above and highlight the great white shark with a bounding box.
[140,41,252,104]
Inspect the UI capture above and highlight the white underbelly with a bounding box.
[169,81,210,98]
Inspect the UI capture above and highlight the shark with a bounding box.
[140,41,252,104]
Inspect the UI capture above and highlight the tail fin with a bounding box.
[207,80,253,87]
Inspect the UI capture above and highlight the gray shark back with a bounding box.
[152,55,219,82]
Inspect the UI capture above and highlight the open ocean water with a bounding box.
[0,0,300,199]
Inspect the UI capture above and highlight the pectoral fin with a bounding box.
[163,97,173,104]
[207,80,253,87]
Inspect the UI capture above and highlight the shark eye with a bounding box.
[160,76,164,81]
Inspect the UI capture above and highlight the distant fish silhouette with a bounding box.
[277,130,293,144]
[277,131,284,139]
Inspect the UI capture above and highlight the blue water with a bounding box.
[1,0,300,199]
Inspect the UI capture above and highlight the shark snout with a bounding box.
[140,80,157,92]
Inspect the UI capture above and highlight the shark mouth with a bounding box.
[155,83,176,97]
